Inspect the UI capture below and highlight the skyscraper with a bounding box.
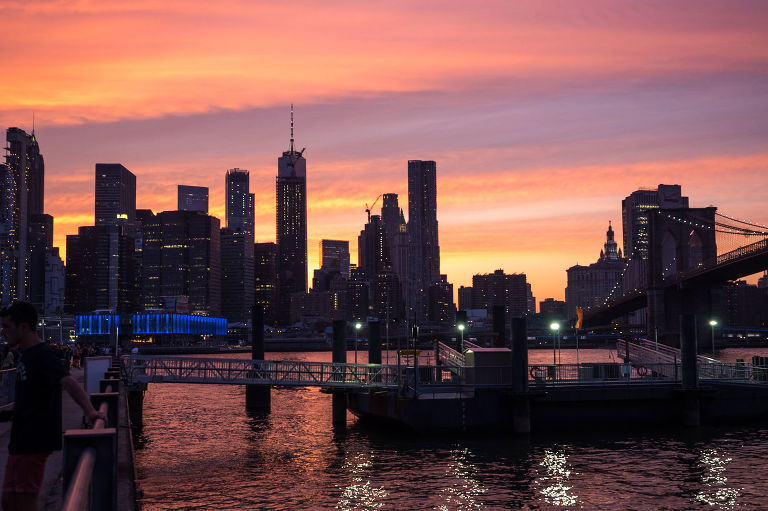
[320,239,350,278]
[622,184,689,290]
[254,242,278,326]
[95,163,137,236]
[225,169,254,242]
[358,215,391,280]
[139,210,221,316]
[407,160,440,322]
[65,225,137,314]
[28,213,54,312]
[381,193,408,291]
[220,227,254,324]
[178,185,209,213]
[276,106,308,325]
[622,184,689,261]
[1,127,44,305]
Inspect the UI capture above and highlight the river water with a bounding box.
[134,349,768,510]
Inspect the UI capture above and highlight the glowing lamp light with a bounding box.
[355,322,362,330]
[709,320,718,326]
[457,324,465,331]
[550,322,560,331]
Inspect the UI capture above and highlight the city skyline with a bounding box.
[3,1,768,302]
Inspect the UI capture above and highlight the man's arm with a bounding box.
[60,375,107,425]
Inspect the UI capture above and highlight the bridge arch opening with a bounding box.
[688,230,704,268]
[661,231,677,277]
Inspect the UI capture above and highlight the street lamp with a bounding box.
[550,322,560,366]
[709,320,718,357]
[355,322,362,365]
[457,323,465,352]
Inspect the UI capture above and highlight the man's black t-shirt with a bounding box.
[9,343,69,454]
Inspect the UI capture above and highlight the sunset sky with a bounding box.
[3,0,768,304]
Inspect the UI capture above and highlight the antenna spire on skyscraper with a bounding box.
[290,103,294,153]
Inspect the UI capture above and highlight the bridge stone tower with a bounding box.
[647,207,719,346]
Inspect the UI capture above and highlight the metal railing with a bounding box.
[698,361,768,383]
[0,368,16,409]
[62,368,119,511]
[463,340,483,350]
[437,342,465,367]
[616,339,716,369]
[527,362,679,386]
[125,355,405,389]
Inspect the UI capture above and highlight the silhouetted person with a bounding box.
[0,302,105,511]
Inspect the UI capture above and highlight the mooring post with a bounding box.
[246,305,271,413]
[510,317,530,434]
[368,320,381,365]
[332,320,347,429]
[127,386,145,429]
[492,305,506,348]
[680,313,700,427]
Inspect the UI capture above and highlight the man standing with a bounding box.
[1,302,105,511]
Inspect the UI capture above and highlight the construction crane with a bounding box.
[365,194,382,222]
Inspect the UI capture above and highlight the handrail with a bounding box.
[463,340,482,350]
[437,342,465,367]
[61,376,116,511]
[62,448,96,510]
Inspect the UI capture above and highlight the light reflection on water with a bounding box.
[134,350,768,510]
[436,449,486,510]
[335,451,388,510]
[536,449,578,507]
[695,449,741,509]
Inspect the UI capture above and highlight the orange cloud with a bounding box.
[3,1,767,125]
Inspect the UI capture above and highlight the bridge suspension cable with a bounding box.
[716,212,768,230]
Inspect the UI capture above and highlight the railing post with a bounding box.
[90,392,119,431]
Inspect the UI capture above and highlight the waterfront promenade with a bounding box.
[0,367,138,510]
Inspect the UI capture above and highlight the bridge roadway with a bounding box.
[582,235,768,326]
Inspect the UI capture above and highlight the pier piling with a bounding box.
[680,313,700,426]
[332,320,347,428]
[510,317,530,434]
[246,306,271,413]
[368,320,381,365]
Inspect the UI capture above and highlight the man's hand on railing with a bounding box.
[86,409,107,426]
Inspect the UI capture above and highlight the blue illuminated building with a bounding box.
[76,312,227,345]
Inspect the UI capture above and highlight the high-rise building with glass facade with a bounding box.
[225,169,254,242]
[178,185,209,213]
[407,160,440,322]
[65,225,137,314]
[139,210,221,316]
[1,127,44,305]
[221,227,254,324]
[320,239,350,278]
[95,163,136,237]
[276,107,307,325]
[254,242,278,326]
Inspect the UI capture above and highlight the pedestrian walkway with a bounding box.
[0,368,87,510]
